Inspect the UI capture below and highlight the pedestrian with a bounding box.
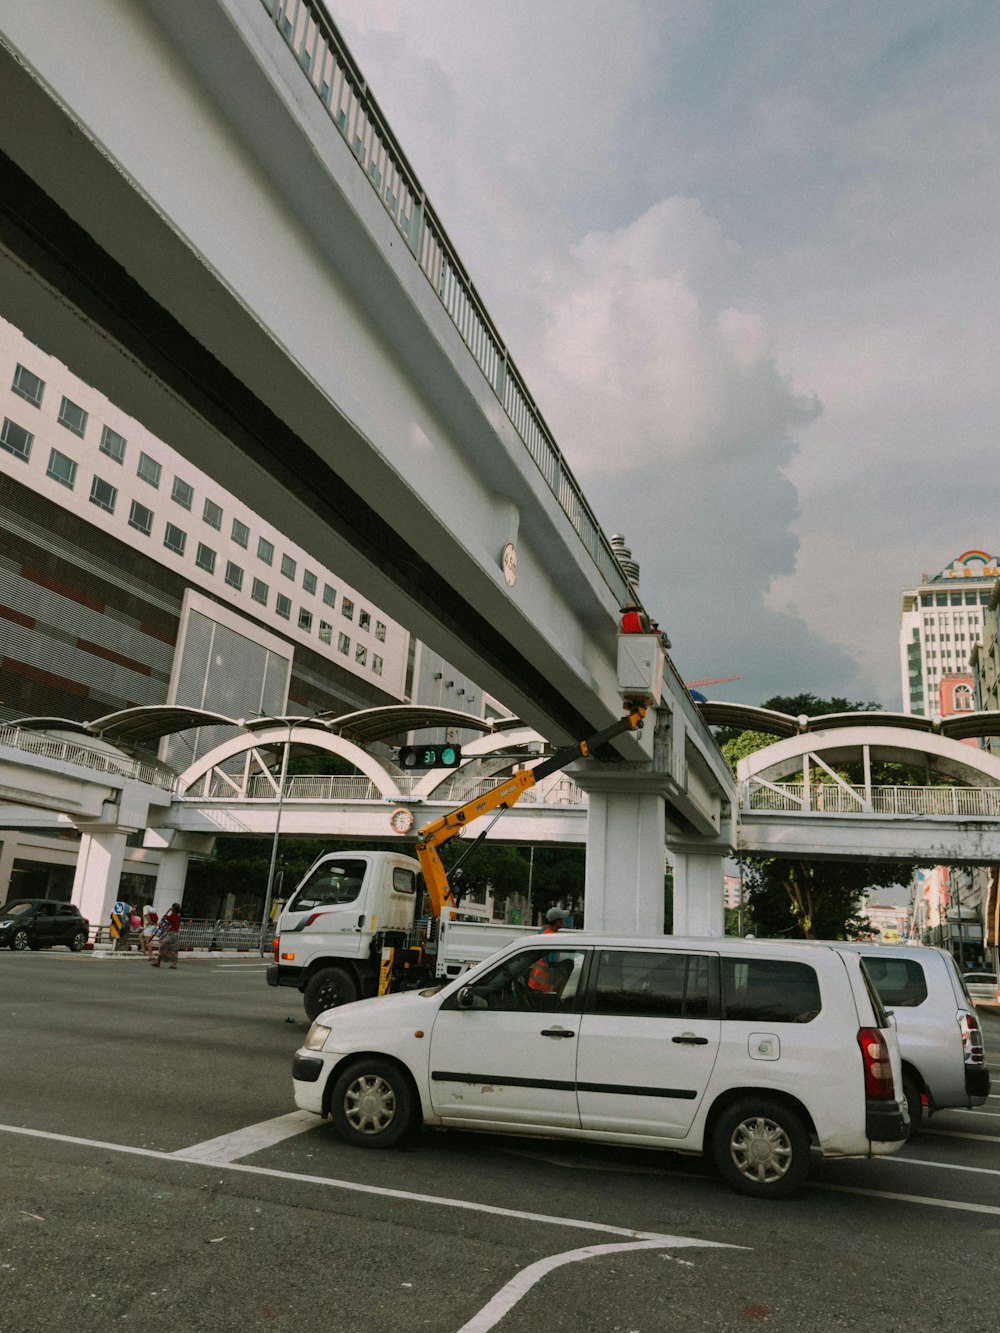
[527,906,570,1001]
[151,902,182,969]
[139,904,159,958]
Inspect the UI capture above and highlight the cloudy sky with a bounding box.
[334,0,1000,710]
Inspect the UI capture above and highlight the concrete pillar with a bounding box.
[153,847,190,915]
[671,849,727,937]
[71,830,128,928]
[573,768,671,936]
[0,836,17,901]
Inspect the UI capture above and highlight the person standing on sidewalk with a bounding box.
[151,903,182,969]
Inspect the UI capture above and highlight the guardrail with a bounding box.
[92,918,270,951]
[259,0,632,606]
[0,724,176,791]
[184,770,587,807]
[739,781,1000,818]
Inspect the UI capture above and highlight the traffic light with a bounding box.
[398,743,462,770]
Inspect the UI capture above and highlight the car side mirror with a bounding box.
[456,986,487,1011]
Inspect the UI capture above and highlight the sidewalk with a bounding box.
[89,945,270,961]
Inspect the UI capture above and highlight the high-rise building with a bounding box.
[898,551,999,715]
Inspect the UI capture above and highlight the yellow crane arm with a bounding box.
[414,703,647,919]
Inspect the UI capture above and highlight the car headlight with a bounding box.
[303,1021,333,1051]
[0,919,12,929]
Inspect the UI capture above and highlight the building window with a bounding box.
[276,593,291,620]
[372,654,383,676]
[337,632,350,654]
[164,523,186,556]
[195,542,216,573]
[225,561,244,591]
[303,569,317,595]
[355,644,367,666]
[298,608,313,632]
[1,417,32,460]
[203,498,223,530]
[258,537,274,566]
[281,553,297,580]
[11,364,44,407]
[89,476,118,514]
[46,448,77,489]
[251,577,268,606]
[318,619,332,644]
[375,620,386,642]
[58,396,88,437]
[137,451,161,487]
[99,425,127,463]
[128,500,153,536]
[359,609,371,632]
[322,583,336,607]
[341,597,354,621]
[171,477,193,509]
[231,518,250,548]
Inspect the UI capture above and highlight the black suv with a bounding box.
[0,900,90,952]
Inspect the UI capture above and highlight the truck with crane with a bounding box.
[266,703,648,1020]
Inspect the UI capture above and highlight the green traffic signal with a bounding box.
[398,743,462,770]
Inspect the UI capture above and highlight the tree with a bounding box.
[743,856,914,940]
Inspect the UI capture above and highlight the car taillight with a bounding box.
[958,1012,985,1065]
[857,1028,894,1099]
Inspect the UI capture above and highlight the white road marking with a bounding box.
[0,1122,738,1245]
[945,1108,1000,1118]
[884,1155,1000,1178]
[919,1128,1000,1144]
[814,1182,1000,1216]
[454,1239,714,1333]
[174,1110,320,1161]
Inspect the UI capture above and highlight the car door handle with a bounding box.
[540,1027,575,1038]
[672,1035,709,1045]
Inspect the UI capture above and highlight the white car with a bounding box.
[292,934,908,1198]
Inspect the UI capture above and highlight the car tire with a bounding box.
[710,1097,811,1199]
[304,966,358,1021]
[328,1057,416,1149]
[10,929,30,952]
[69,931,88,953]
[903,1074,923,1137]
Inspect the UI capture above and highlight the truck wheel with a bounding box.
[710,1098,810,1199]
[304,966,358,1021]
[903,1074,923,1137]
[328,1057,415,1149]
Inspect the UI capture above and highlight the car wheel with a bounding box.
[710,1098,811,1199]
[69,931,88,953]
[328,1057,416,1149]
[903,1074,923,1137]
[304,966,358,1021]
[10,929,30,952]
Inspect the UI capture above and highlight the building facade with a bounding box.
[898,551,1000,715]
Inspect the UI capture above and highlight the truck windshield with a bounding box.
[289,860,367,911]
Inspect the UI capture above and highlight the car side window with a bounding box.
[448,947,588,1013]
[722,959,822,1023]
[860,957,928,1008]
[589,950,718,1019]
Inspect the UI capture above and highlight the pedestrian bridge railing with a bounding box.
[739,780,1000,818]
[180,771,587,807]
[0,724,176,792]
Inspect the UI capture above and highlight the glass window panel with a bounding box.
[58,396,88,437]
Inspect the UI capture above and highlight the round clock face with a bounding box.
[501,542,518,586]
[389,807,414,834]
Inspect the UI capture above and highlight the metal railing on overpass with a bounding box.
[0,723,176,792]
[179,771,586,807]
[259,0,632,606]
[740,780,1000,818]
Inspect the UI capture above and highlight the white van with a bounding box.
[291,934,908,1198]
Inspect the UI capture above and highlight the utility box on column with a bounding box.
[617,633,665,707]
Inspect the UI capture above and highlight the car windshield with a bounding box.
[1,903,33,917]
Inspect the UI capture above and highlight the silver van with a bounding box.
[834,943,990,1134]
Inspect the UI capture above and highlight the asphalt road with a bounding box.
[2,952,999,1332]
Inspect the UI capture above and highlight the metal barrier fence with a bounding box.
[258,0,633,607]
[740,781,1000,818]
[0,724,176,791]
[91,919,270,951]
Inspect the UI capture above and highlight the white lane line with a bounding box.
[883,1155,1000,1178]
[945,1108,1000,1118]
[919,1128,1000,1143]
[0,1122,739,1246]
[814,1182,1000,1216]
[455,1240,708,1333]
[174,1110,319,1161]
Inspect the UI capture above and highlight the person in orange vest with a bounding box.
[527,907,570,998]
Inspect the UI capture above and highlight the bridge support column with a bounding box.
[670,848,727,937]
[154,848,190,915]
[71,830,128,928]
[573,770,671,936]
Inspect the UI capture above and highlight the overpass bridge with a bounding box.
[0,0,733,933]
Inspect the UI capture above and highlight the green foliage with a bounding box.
[721,730,775,775]
[760,693,882,717]
[742,856,914,940]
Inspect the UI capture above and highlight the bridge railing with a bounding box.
[259,0,632,606]
[182,770,586,807]
[0,723,176,791]
[739,780,1000,818]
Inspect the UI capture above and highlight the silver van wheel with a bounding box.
[710,1098,810,1198]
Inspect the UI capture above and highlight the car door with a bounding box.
[428,943,588,1129]
[32,903,59,946]
[280,857,371,959]
[575,948,721,1140]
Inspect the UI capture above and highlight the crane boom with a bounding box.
[414,703,647,919]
